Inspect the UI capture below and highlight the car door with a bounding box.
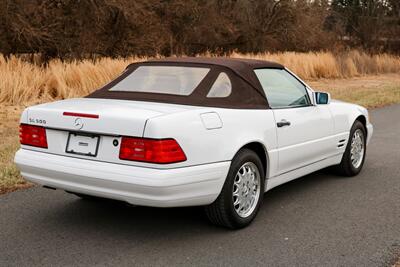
[254,68,335,175]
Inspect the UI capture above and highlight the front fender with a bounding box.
[328,100,370,135]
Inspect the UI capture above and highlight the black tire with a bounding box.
[334,120,367,177]
[205,149,265,229]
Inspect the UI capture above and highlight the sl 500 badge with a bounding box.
[29,118,46,124]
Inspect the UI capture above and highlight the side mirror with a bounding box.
[314,92,330,105]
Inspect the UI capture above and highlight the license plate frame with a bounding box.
[66,133,100,157]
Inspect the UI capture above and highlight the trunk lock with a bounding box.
[113,139,119,147]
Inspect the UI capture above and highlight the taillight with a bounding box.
[19,124,48,148]
[119,137,186,164]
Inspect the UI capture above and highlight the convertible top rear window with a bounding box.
[109,66,210,96]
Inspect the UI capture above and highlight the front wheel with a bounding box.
[205,149,265,229]
[334,120,367,176]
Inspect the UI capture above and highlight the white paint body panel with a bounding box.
[15,149,229,207]
[272,105,335,175]
[15,85,373,207]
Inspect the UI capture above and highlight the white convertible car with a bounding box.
[15,58,373,229]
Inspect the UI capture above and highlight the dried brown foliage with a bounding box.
[1,0,398,59]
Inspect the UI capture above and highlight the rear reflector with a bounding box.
[119,137,186,164]
[63,112,99,119]
[19,124,48,148]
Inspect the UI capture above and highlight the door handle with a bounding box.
[277,120,291,128]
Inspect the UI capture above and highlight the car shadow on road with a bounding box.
[46,170,340,238]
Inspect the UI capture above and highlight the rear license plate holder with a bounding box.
[66,133,99,157]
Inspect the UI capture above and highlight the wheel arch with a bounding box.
[355,115,367,135]
[234,141,269,180]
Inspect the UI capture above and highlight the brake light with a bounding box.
[19,124,48,148]
[119,137,186,164]
[63,112,99,119]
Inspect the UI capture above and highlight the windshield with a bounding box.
[109,66,210,96]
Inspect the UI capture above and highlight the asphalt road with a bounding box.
[1,105,399,267]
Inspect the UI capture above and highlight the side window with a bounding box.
[254,69,310,108]
[207,72,232,98]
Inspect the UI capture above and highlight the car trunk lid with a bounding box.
[26,98,194,136]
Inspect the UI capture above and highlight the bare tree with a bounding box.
[0,0,398,59]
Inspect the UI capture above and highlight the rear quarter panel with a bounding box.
[143,108,278,172]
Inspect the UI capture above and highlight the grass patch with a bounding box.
[0,141,30,194]
[328,86,400,108]
[0,106,32,194]
[308,74,400,108]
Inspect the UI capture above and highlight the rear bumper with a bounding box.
[14,149,230,207]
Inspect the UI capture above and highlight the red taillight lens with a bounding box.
[119,137,186,164]
[19,124,48,148]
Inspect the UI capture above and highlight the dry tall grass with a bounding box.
[0,56,140,105]
[232,50,400,79]
[1,51,400,105]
